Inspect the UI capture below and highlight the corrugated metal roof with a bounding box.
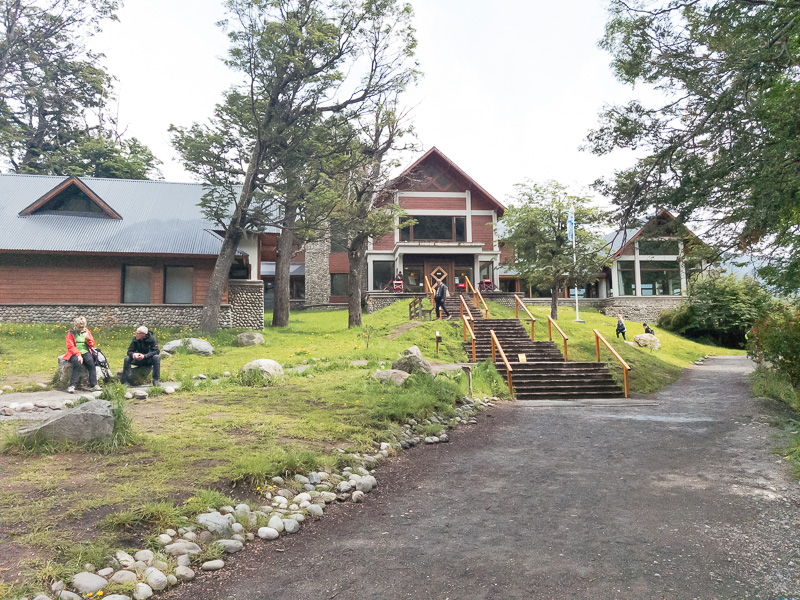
[603,228,641,256]
[0,174,279,255]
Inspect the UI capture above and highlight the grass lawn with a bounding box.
[0,299,741,595]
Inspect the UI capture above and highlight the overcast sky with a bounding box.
[95,0,641,206]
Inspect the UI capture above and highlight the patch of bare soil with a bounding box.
[387,321,423,340]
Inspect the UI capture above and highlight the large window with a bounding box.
[164,266,193,304]
[404,264,424,291]
[331,273,348,297]
[479,261,494,281]
[372,261,394,291]
[400,216,466,242]
[123,266,151,303]
[640,260,681,295]
[616,262,636,296]
[638,240,679,255]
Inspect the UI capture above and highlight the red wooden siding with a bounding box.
[373,233,395,251]
[400,197,466,211]
[329,253,349,273]
[471,194,498,211]
[471,216,494,251]
[0,253,224,305]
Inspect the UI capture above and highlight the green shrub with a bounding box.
[748,300,800,387]
[750,364,799,409]
[657,274,772,348]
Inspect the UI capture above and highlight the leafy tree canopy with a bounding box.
[500,180,612,319]
[587,0,800,294]
[0,0,161,178]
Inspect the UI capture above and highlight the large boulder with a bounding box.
[241,359,284,378]
[54,357,104,390]
[18,399,113,443]
[237,332,265,347]
[391,345,432,375]
[162,338,214,355]
[633,333,661,351]
[372,369,410,386]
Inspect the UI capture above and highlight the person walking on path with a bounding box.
[61,316,101,394]
[616,314,627,340]
[121,326,161,386]
[434,279,451,320]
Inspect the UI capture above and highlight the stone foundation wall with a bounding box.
[364,293,412,313]
[302,303,349,312]
[228,280,265,329]
[0,303,233,328]
[597,296,684,323]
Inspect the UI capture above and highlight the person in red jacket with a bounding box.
[60,316,101,393]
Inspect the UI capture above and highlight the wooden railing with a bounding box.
[593,329,631,398]
[408,297,432,321]
[490,329,514,394]
[465,275,477,307]
[547,315,569,362]
[462,316,476,362]
[465,276,489,318]
[514,294,536,340]
[424,275,435,306]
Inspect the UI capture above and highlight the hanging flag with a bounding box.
[567,208,575,242]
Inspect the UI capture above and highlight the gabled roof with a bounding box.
[19,176,122,219]
[605,209,684,259]
[391,147,506,215]
[1,174,277,256]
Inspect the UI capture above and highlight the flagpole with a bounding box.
[571,206,584,323]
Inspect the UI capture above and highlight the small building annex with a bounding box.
[0,174,265,329]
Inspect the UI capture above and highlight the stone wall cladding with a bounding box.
[597,296,684,323]
[364,293,410,313]
[228,280,265,329]
[304,237,331,305]
[0,303,233,328]
[302,303,349,312]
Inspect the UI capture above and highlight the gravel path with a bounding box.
[167,355,800,599]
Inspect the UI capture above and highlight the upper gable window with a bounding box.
[39,186,105,215]
[19,177,121,219]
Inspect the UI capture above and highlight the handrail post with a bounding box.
[624,368,629,398]
[515,301,519,319]
[548,319,552,341]
[531,319,535,341]
[472,338,476,362]
[563,339,568,362]
[491,333,496,362]
[595,333,600,362]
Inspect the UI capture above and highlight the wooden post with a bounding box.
[595,334,601,362]
[491,330,496,362]
[624,368,629,398]
[472,338,476,362]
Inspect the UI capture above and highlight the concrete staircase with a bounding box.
[453,297,625,400]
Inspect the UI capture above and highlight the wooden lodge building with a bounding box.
[0,148,700,327]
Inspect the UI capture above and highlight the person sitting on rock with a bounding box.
[61,316,102,394]
[643,322,655,335]
[121,326,161,387]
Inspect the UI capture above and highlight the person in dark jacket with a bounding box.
[643,322,655,335]
[121,326,160,386]
[434,279,451,320]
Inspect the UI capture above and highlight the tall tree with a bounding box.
[329,94,416,328]
[587,0,800,294]
[170,0,418,332]
[0,0,161,178]
[500,181,611,320]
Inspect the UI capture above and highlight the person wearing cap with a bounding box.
[121,326,161,386]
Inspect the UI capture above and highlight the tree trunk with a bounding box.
[550,283,559,321]
[347,233,368,328]
[272,202,297,327]
[199,231,243,333]
[199,142,262,333]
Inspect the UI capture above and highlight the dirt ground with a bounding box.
[162,355,800,600]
